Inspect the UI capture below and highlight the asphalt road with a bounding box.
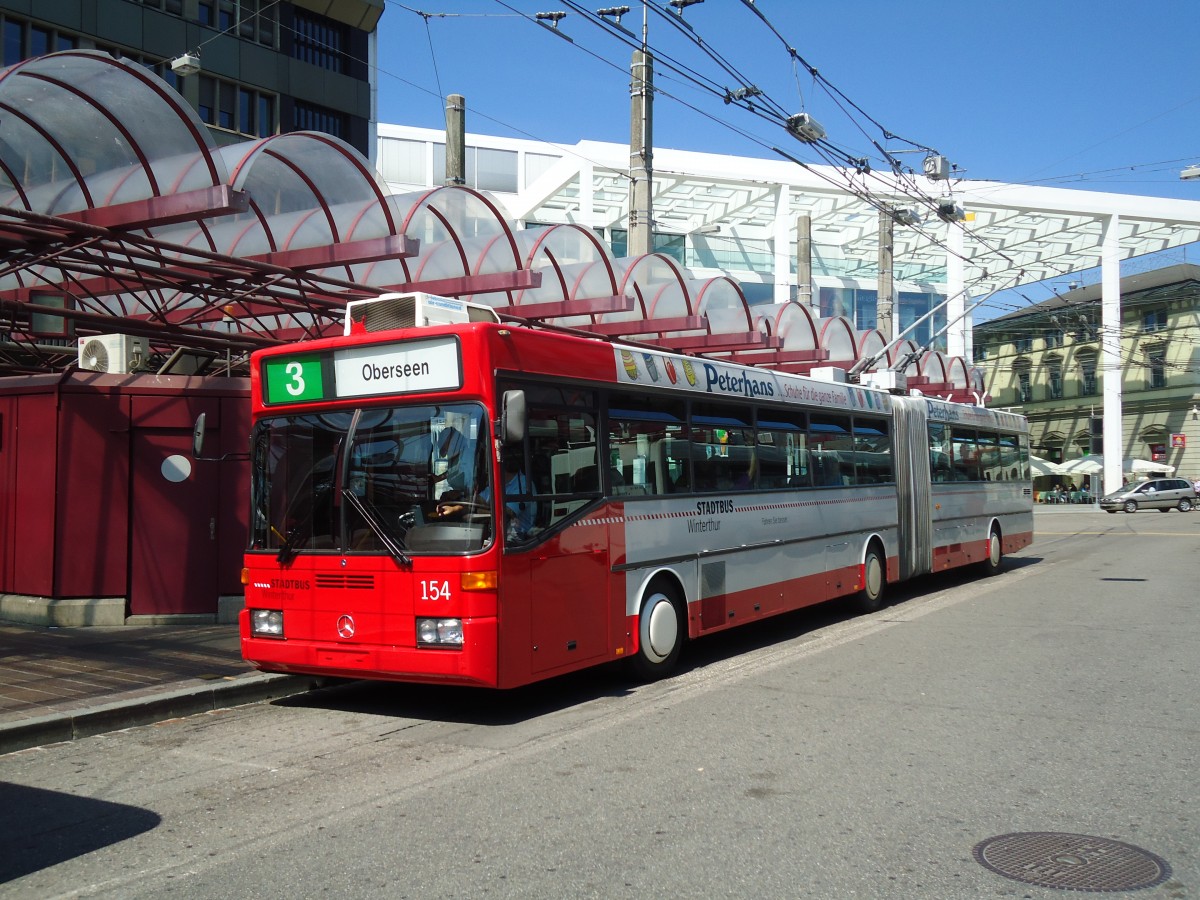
[2,507,1197,899]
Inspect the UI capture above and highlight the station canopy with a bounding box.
[5,52,1198,405]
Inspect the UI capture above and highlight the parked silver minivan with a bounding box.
[1099,478,1197,513]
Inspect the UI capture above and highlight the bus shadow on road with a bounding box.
[274,561,1041,727]
[273,669,637,726]
[0,783,160,884]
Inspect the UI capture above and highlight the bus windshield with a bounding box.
[250,402,494,558]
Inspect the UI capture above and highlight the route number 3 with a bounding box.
[284,360,306,396]
[266,355,322,403]
[420,580,451,601]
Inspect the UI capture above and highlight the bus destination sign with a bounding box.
[333,336,461,398]
[261,336,462,405]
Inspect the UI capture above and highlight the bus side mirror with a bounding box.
[192,413,207,458]
[190,411,248,462]
[501,390,526,446]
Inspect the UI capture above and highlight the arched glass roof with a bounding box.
[0,51,981,398]
[0,51,222,215]
[767,302,820,351]
[819,317,858,364]
[889,340,921,375]
[857,330,887,365]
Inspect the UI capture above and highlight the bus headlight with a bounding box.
[250,608,284,638]
[417,617,463,647]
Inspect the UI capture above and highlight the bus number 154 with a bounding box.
[420,580,451,602]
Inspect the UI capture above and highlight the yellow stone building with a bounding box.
[973,263,1200,483]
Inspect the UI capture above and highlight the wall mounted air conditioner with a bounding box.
[77,334,148,374]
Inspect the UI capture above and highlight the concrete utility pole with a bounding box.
[795,214,813,306]
[628,9,654,258]
[877,210,894,339]
[628,47,654,255]
[444,93,466,186]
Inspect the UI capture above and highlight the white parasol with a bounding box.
[1029,455,1064,476]
[1059,455,1175,476]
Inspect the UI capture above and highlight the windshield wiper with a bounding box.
[276,520,308,565]
[341,488,412,566]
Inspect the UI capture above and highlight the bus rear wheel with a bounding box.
[851,545,886,613]
[978,526,1003,576]
[629,584,684,680]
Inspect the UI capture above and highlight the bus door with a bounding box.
[500,402,611,679]
[522,521,610,677]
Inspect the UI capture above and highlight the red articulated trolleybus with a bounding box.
[236,292,1033,687]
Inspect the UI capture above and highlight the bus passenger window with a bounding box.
[979,432,1004,481]
[928,423,953,482]
[757,412,806,489]
[952,428,981,481]
[690,401,753,493]
[997,433,1019,481]
[810,414,851,486]
[852,417,892,484]
[607,392,686,496]
[1018,435,1031,481]
[528,408,599,527]
[607,423,668,494]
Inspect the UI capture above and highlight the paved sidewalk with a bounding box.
[0,622,325,756]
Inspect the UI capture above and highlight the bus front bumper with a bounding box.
[240,618,499,688]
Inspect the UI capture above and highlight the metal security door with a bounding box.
[128,422,220,617]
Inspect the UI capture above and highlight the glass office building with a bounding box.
[0,0,381,158]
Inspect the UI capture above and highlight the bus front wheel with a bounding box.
[629,584,683,680]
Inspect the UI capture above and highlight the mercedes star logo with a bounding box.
[336,614,355,639]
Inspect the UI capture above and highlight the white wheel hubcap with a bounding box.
[865,556,882,597]
[643,595,678,663]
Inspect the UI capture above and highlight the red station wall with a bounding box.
[0,373,250,617]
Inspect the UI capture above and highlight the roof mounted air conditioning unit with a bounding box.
[809,366,848,383]
[77,334,148,374]
[861,370,908,394]
[344,292,500,336]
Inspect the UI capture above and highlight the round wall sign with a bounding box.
[161,454,193,483]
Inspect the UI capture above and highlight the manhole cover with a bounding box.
[973,832,1171,892]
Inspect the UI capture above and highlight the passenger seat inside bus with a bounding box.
[573,464,598,492]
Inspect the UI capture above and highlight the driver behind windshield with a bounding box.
[430,426,483,520]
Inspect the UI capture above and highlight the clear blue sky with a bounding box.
[375,0,1200,318]
[376,0,1200,200]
